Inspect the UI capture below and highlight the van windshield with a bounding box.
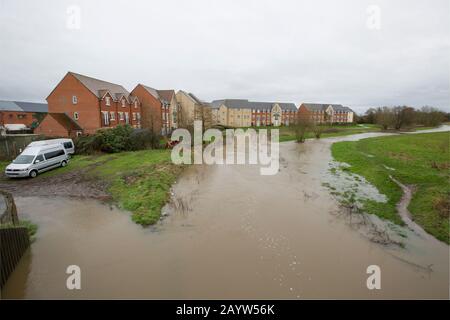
[13,155,35,164]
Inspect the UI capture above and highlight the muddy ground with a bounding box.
[0,166,110,200]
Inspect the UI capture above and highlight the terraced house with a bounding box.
[131,85,178,135]
[176,90,212,128]
[211,99,298,127]
[36,72,142,137]
[298,103,354,124]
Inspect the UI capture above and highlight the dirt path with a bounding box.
[0,165,110,200]
[389,176,441,243]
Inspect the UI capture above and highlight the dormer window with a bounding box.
[72,96,78,104]
[105,97,111,106]
[134,101,138,108]
[122,99,126,107]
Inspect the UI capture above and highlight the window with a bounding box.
[110,111,115,121]
[44,149,65,160]
[134,101,138,108]
[122,99,126,107]
[119,112,124,121]
[125,112,129,124]
[102,111,109,126]
[34,154,44,163]
[17,114,26,119]
[72,96,78,104]
[63,142,73,149]
[105,97,111,106]
[76,131,82,137]
[74,112,79,120]
[136,113,141,121]
[132,112,136,121]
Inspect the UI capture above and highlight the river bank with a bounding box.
[1,128,448,299]
[0,149,183,226]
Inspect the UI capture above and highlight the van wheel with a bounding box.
[29,170,38,178]
[61,160,67,167]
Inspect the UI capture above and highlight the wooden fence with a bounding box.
[0,134,44,161]
[0,190,30,289]
[0,227,30,288]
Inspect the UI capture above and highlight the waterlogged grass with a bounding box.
[331,132,450,243]
[89,150,183,226]
[241,124,382,142]
[1,150,182,226]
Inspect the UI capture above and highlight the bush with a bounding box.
[74,125,161,154]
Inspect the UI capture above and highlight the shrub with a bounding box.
[74,125,162,154]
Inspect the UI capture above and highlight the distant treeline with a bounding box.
[356,106,449,130]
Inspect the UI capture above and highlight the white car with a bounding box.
[26,138,75,155]
[5,145,69,178]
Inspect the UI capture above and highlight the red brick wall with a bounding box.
[47,73,100,134]
[34,114,70,137]
[131,85,162,134]
[0,111,37,127]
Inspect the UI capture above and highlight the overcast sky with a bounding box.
[0,0,448,113]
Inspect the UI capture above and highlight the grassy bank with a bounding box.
[1,150,183,226]
[239,124,381,142]
[331,132,449,243]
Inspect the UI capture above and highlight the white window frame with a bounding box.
[119,112,124,121]
[125,112,129,124]
[121,99,126,108]
[110,111,115,121]
[72,96,78,104]
[105,96,111,106]
[74,112,79,120]
[132,112,136,121]
[102,111,109,126]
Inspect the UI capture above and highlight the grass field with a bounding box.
[1,150,182,226]
[331,132,449,243]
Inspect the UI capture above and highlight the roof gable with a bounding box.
[69,72,130,99]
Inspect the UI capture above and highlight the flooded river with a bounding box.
[1,129,449,299]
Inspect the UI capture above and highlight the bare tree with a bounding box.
[375,107,394,130]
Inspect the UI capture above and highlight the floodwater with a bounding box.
[1,127,449,299]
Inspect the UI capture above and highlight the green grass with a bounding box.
[331,132,449,243]
[235,124,382,142]
[1,150,183,226]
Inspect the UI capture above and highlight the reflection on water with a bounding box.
[1,128,449,299]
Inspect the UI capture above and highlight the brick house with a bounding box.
[298,103,354,124]
[36,72,142,137]
[131,85,179,135]
[34,113,83,137]
[0,100,48,132]
[210,99,297,127]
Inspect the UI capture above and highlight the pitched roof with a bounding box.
[140,84,160,100]
[302,103,353,113]
[0,100,48,112]
[14,101,48,113]
[211,99,297,111]
[46,113,83,131]
[70,72,130,100]
[157,90,175,103]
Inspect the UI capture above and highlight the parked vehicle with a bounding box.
[5,145,69,178]
[26,138,75,155]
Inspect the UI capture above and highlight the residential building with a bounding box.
[0,100,48,132]
[37,72,142,137]
[298,103,354,124]
[34,113,83,137]
[176,90,212,129]
[210,99,298,127]
[131,85,179,135]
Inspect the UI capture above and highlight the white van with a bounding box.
[5,145,69,178]
[26,138,75,155]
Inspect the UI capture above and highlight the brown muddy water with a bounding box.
[1,129,449,299]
